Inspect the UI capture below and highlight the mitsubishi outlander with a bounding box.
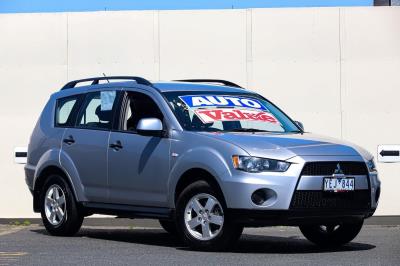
[24,76,381,250]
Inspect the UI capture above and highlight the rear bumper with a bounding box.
[227,208,376,227]
[24,163,35,190]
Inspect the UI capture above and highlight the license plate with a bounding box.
[323,177,355,192]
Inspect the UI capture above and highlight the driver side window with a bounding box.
[123,92,164,132]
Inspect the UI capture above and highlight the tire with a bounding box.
[299,220,364,247]
[40,174,84,236]
[176,180,243,251]
[159,219,178,235]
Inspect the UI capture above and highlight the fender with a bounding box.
[58,148,87,202]
[34,148,62,189]
[34,148,86,202]
[167,146,233,208]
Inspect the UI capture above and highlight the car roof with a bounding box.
[54,80,251,98]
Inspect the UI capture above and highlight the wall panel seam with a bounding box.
[338,8,344,139]
[246,9,253,89]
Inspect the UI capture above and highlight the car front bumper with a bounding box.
[220,156,380,222]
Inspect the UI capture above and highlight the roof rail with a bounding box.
[61,76,152,90]
[174,79,243,89]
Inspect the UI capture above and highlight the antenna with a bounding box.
[102,73,110,83]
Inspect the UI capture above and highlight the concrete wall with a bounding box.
[0,7,399,217]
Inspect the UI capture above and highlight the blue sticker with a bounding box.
[179,95,267,111]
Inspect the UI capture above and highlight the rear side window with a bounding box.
[55,95,82,127]
[76,91,118,130]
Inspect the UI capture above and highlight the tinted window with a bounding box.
[122,92,163,132]
[77,91,118,130]
[55,95,81,127]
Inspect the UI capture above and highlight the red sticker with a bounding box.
[194,108,279,124]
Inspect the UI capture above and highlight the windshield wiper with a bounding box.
[226,128,272,133]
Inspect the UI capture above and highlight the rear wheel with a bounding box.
[299,221,364,247]
[40,175,84,236]
[176,180,243,251]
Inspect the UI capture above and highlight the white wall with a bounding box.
[0,7,399,217]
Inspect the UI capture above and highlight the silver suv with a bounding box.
[25,76,381,250]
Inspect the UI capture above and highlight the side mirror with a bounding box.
[294,121,304,131]
[136,118,165,137]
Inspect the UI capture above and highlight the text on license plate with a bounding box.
[323,177,355,192]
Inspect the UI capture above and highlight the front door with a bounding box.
[107,91,170,207]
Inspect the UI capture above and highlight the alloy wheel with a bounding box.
[184,193,224,241]
[44,184,67,226]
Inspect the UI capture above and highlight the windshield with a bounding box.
[163,91,301,133]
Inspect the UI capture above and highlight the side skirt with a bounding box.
[81,202,174,220]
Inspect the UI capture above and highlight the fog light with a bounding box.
[251,189,267,205]
[251,188,278,206]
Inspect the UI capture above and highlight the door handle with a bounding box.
[63,135,75,145]
[109,141,123,150]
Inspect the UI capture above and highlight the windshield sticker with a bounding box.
[100,91,116,111]
[194,108,279,124]
[179,95,268,111]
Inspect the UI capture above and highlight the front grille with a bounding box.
[290,190,371,210]
[301,161,368,176]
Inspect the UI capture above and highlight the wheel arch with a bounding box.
[174,168,227,208]
[33,165,77,212]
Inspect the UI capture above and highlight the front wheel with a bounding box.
[176,180,243,251]
[40,175,84,236]
[299,221,364,247]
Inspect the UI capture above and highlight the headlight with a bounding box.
[232,155,290,173]
[367,158,377,172]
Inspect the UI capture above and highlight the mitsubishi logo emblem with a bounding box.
[333,163,344,175]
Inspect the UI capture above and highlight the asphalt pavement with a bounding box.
[0,221,399,265]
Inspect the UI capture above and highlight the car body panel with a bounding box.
[60,128,110,202]
[196,132,369,159]
[167,130,249,208]
[107,131,171,207]
[58,147,87,202]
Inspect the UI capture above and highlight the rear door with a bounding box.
[61,90,119,202]
[107,91,171,206]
